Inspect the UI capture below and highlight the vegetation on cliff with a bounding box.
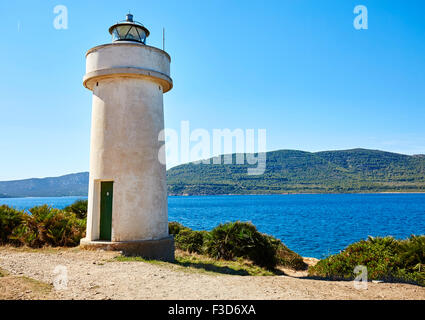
[0,201,305,271]
[169,221,307,270]
[0,203,86,247]
[167,149,425,195]
[1,200,424,285]
[309,236,425,286]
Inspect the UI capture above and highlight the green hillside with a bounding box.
[1,149,424,197]
[167,149,425,195]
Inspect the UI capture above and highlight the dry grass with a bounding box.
[1,246,424,300]
[0,244,80,254]
[0,267,7,278]
[0,267,53,300]
[4,246,294,277]
[114,249,284,276]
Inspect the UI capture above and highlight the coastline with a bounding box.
[2,191,425,199]
[169,191,425,197]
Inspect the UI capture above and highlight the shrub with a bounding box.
[395,235,425,285]
[169,221,306,270]
[309,236,399,280]
[397,235,425,270]
[0,203,307,272]
[309,236,425,286]
[175,229,207,254]
[268,236,307,270]
[204,221,278,269]
[11,205,86,248]
[168,221,190,235]
[0,205,25,245]
[63,200,88,219]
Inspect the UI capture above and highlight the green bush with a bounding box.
[309,236,425,286]
[11,205,86,248]
[168,221,190,235]
[11,214,43,247]
[169,222,207,254]
[0,205,25,245]
[63,200,88,219]
[169,220,307,270]
[204,221,279,269]
[269,236,307,270]
[397,235,425,271]
[175,229,207,254]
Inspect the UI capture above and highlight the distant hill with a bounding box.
[1,149,425,198]
[166,149,425,195]
[0,172,89,198]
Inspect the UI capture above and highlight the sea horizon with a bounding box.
[2,193,425,259]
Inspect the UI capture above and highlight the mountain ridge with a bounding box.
[166,148,425,195]
[1,148,425,197]
[0,172,89,198]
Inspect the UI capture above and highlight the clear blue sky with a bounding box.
[1,0,424,180]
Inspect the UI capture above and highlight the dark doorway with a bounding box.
[99,181,113,241]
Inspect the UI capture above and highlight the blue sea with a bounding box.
[1,194,424,259]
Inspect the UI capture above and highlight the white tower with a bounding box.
[80,14,174,261]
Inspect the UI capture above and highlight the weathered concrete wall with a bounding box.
[83,42,172,242]
[85,43,171,78]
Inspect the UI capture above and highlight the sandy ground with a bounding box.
[0,247,424,300]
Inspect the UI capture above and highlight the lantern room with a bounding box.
[108,13,150,44]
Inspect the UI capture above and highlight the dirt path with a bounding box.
[0,247,424,300]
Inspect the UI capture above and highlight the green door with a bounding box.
[99,181,113,241]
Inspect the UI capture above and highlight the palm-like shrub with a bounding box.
[169,220,307,270]
[0,205,25,245]
[394,237,425,286]
[205,221,278,269]
[397,235,425,275]
[175,229,207,254]
[11,205,86,247]
[63,200,88,219]
[168,221,190,235]
[271,237,307,270]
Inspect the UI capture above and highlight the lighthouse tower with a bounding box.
[80,14,174,261]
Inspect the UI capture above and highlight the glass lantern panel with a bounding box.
[112,28,120,41]
[136,27,146,41]
[126,26,141,41]
[115,25,131,38]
